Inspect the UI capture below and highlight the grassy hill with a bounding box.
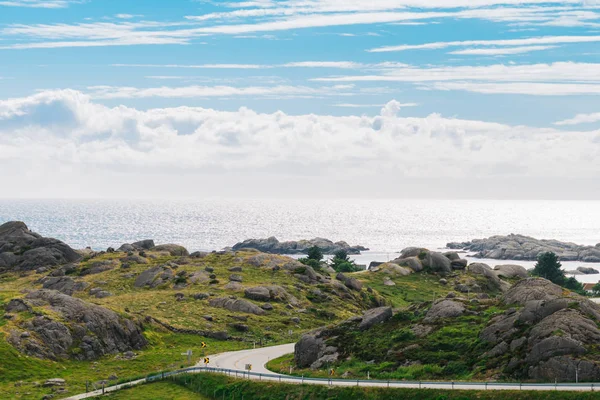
[0,247,388,399]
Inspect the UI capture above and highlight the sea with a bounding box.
[1,198,599,282]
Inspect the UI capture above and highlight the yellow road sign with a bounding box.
[201,342,207,348]
[329,369,335,376]
[204,357,210,364]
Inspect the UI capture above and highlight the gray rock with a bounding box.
[5,299,31,313]
[310,353,339,369]
[399,247,428,259]
[208,297,265,315]
[451,259,468,269]
[244,285,298,304]
[228,266,243,272]
[8,290,146,361]
[232,237,368,255]
[151,244,189,257]
[503,278,564,305]
[223,282,243,292]
[229,274,243,282]
[261,303,273,311]
[117,240,155,252]
[422,251,452,274]
[40,276,89,296]
[494,264,528,279]
[468,263,508,292]
[390,256,423,272]
[383,277,395,286]
[43,378,66,387]
[294,333,325,368]
[359,307,393,330]
[336,273,363,291]
[447,234,600,262]
[443,251,461,261]
[134,266,174,288]
[577,266,600,275]
[193,293,210,300]
[0,222,81,272]
[244,287,271,301]
[80,260,117,276]
[424,300,465,323]
[529,356,600,381]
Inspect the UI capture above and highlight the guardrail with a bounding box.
[143,366,600,392]
[70,365,600,398]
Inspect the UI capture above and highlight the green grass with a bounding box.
[96,381,209,399]
[166,373,600,400]
[0,250,386,399]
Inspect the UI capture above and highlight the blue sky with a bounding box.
[0,0,600,199]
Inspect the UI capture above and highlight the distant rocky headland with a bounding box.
[448,234,600,262]
[230,236,368,255]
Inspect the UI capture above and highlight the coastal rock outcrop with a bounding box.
[447,234,600,262]
[0,221,81,272]
[231,237,368,255]
[208,297,266,315]
[390,248,468,275]
[7,290,146,360]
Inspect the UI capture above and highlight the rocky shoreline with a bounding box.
[230,236,368,255]
[448,234,600,262]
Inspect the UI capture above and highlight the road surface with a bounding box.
[65,342,600,398]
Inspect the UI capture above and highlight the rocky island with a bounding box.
[230,236,368,255]
[448,234,600,262]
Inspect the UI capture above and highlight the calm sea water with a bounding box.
[1,199,598,252]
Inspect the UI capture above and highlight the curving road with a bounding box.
[66,342,600,398]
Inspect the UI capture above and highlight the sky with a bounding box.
[0,0,600,199]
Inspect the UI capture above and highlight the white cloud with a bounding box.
[334,102,418,108]
[369,35,600,53]
[313,62,600,95]
[449,45,557,55]
[281,61,363,68]
[0,0,80,8]
[115,14,140,20]
[428,81,600,95]
[555,112,600,125]
[1,89,599,199]
[85,84,354,99]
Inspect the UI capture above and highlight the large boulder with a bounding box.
[151,244,189,257]
[468,262,508,292]
[0,222,81,272]
[294,333,325,368]
[208,297,265,315]
[7,290,146,360]
[134,266,174,288]
[494,264,528,279]
[336,273,363,291]
[422,252,452,274]
[40,276,89,296]
[244,286,297,304]
[244,287,270,302]
[503,278,564,305]
[117,240,155,252]
[369,263,411,276]
[390,257,423,272]
[423,300,465,323]
[577,266,600,275]
[359,307,392,330]
[232,237,368,255]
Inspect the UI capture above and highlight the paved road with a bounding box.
[65,342,600,398]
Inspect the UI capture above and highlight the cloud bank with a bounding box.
[1,90,599,199]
